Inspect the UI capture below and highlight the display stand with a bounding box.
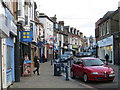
[23,60,31,76]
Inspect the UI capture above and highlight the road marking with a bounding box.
[62,73,98,90]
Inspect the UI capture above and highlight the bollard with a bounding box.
[61,63,64,72]
[65,65,69,80]
[70,59,72,67]
[67,60,69,66]
[51,59,53,65]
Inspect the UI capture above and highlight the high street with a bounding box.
[8,60,95,89]
[8,59,119,89]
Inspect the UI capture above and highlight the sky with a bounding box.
[35,0,120,37]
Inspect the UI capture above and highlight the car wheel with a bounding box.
[83,73,89,83]
[70,70,75,79]
[109,80,114,82]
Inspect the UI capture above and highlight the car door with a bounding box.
[76,60,83,77]
[71,61,77,75]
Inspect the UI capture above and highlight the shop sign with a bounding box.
[64,46,67,49]
[72,44,78,49]
[98,36,113,47]
[10,20,17,36]
[21,31,33,42]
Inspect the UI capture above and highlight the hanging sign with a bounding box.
[21,31,33,42]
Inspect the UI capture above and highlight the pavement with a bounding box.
[8,60,93,89]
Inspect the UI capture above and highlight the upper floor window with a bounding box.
[103,24,105,36]
[55,23,58,29]
[61,26,63,31]
[70,28,72,33]
[106,22,110,34]
[99,25,102,37]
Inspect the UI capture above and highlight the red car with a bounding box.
[70,57,115,82]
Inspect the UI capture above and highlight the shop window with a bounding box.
[7,46,12,70]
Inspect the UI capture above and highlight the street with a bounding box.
[8,59,119,89]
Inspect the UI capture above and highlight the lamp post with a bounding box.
[118,2,120,65]
[14,22,21,82]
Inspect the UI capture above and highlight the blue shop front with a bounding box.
[5,8,17,87]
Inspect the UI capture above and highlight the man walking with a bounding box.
[33,54,40,75]
[105,54,109,64]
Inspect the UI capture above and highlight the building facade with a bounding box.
[0,0,17,88]
[39,13,54,61]
[95,10,119,65]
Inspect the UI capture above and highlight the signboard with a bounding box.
[23,60,31,75]
[21,31,33,42]
[72,44,78,49]
[98,36,113,47]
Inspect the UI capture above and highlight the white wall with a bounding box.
[0,1,5,15]
[39,17,54,58]
[2,39,7,88]
[40,18,53,44]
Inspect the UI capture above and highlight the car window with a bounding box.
[83,59,104,66]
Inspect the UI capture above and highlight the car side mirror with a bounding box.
[79,64,83,67]
[104,62,108,65]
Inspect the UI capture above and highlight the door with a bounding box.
[76,60,83,77]
[6,45,13,86]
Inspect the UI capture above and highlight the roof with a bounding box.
[80,57,98,60]
[39,15,54,23]
[98,9,118,25]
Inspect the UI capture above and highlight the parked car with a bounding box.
[60,54,70,62]
[83,52,87,57]
[64,51,73,58]
[70,57,115,82]
[76,52,83,57]
[86,52,92,57]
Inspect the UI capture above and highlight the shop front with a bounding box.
[97,36,114,64]
[6,37,15,87]
[72,44,78,56]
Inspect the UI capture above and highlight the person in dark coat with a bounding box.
[105,54,109,63]
[42,54,45,63]
[33,54,40,75]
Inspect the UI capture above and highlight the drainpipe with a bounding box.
[28,42,31,60]
[118,2,120,65]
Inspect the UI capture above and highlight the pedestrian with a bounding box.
[24,53,29,60]
[33,54,40,75]
[55,51,58,59]
[42,54,45,63]
[105,54,109,64]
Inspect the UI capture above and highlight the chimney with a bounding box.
[118,1,120,8]
[50,14,57,22]
[39,13,45,16]
[59,21,64,26]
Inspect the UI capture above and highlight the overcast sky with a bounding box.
[35,0,120,37]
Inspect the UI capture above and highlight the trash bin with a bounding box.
[54,63,61,76]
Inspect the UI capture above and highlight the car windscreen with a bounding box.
[83,59,104,66]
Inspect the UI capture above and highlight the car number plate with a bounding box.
[109,74,115,77]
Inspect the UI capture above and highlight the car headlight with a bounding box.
[110,71,114,74]
[91,72,99,75]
